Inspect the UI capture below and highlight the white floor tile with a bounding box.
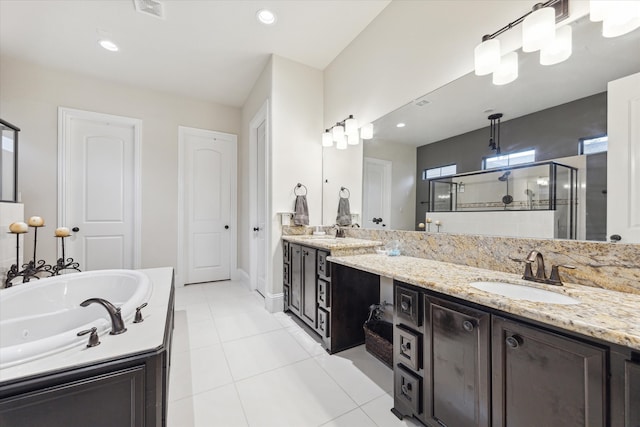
[174,285,207,309]
[286,324,328,357]
[169,344,233,401]
[184,302,213,324]
[314,346,389,405]
[235,358,358,427]
[360,393,422,427]
[185,318,221,350]
[320,408,377,427]
[215,309,283,342]
[208,293,265,319]
[223,329,310,380]
[168,383,248,427]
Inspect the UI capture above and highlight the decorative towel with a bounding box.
[336,197,352,226]
[293,195,309,226]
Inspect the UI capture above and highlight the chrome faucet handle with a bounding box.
[548,264,576,285]
[77,326,100,348]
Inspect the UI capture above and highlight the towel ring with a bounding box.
[340,187,350,198]
[294,183,307,196]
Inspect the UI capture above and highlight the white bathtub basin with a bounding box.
[0,270,152,368]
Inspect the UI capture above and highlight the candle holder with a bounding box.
[436,222,441,232]
[20,224,54,282]
[52,234,81,275]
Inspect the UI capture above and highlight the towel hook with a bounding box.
[294,183,308,196]
[339,186,350,198]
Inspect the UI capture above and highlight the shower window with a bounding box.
[483,149,535,170]
[422,164,457,180]
[579,135,608,155]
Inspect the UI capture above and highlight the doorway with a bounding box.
[58,107,141,271]
[178,126,237,285]
[363,157,392,230]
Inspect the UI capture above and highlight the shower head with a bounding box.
[525,189,535,196]
[498,171,511,181]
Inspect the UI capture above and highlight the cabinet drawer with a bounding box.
[395,284,421,328]
[317,251,331,280]
[395,365,422,415]
[317,308,330,338]
[283,263,290,285]
[395,325,421,371]
[283,285,290,311]
[283,241,290,263]
[317,279,331,309]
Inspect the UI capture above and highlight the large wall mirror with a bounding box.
[333,15,639,241]
[0,119,20,203]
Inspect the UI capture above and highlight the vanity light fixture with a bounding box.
[322,115,373,148]
[540,25,572,65]
[473,0,569,84]
[590,0,640,38]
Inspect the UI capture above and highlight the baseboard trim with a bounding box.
[264,292,284,313]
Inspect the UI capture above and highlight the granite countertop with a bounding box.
[327,254,640,351]
[282,235,382,255]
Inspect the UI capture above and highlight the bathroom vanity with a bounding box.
[282,236,381,353]
[328,254,640,427]
[0,267,175,427]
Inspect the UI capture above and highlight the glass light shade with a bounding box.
[540,25,572,65]
[590,0,607,21]
[474,38,501,76]
[347,133,359,145]
[522,6,556,52]
[360,123,373,139]
[492,52,518,86]
[332,124,344,141]
[335,135,347,150]
[602,1,640,38]
[344,117,358,135]
[322,131,333,147]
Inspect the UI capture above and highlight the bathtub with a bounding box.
[0,270,152,369]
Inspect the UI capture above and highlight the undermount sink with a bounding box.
[469,281,580,305]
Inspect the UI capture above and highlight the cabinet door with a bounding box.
[626,360,640,427]
[301,247,317,328]
[289,244,302,316]
[424,295,490,427]
[492,316,606,427]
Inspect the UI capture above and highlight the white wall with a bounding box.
[0,56,241,271]
[322,143,363,226]
[270,55,323,304]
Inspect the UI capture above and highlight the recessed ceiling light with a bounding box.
[99,39,119,52]
[396,123,406,128]
[257,9,276,25]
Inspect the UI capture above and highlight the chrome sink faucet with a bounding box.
[80,298,127,335]
[512,250,576,286]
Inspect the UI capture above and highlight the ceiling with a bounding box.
[0,0,390,107]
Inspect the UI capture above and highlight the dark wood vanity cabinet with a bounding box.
[392,281,612,427]
[283,241,379,354]
[610,349,640,427]
[492,316,606,427]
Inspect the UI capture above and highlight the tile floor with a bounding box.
[168,279,422,427]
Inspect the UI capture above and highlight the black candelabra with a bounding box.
[52,229,81,275]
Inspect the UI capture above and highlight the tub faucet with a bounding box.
[80,298,127,335]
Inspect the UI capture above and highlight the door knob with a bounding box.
[72,227,80,232]
[224,225,229,229]
[610,234,622,242]
[253,227,260,231]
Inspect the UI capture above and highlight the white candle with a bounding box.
[27,216,44,227]
[426,218,432,223]
[435,220,441,226]
[9,222,28,234]
[418,223,425,229]
[55,227,71,237]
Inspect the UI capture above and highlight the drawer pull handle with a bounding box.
[401,383,412,396]
[400,342,411,353]
[506,335,523,349]
[462,320,474,332]
[400,301,410,311]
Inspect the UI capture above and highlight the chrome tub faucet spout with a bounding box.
[80,298,127,335]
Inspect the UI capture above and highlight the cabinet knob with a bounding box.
[462,320,474,332]
[72,227,80,232]
[400,342,411,353]
[401,383,412,396]
[506,335,523,349]
[400,301,410,311]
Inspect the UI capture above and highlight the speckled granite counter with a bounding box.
[328,253,640,351]
[282,235,382,256]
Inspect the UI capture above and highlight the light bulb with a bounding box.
[360,123,373,140]
[336,135,347,150]
[601,1,640,38]
[347,133,359,145]
[492,52,518,86]
[522,6,556,52]
[540,25,572,65]
[322,131,333,147]
[332,124,344,141]
[345,116,358,135]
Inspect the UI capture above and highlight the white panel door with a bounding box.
[608,72,640,243]
[60,110,139,271]
[255,121,267,296]
[182,127,234,284]
[363,157,391,229]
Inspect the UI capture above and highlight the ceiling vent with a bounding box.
[414,98,431,107]
[133,0,165,19]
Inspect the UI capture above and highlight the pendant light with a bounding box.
[474,36,501,76]
[322,130,333,147]
[335,134,347,150]
[540,24,572,65]
[331,123,344,142]
[522,4,556,52]
[599,1,640,38]
[492,52,518,86]
[344,115,358,135]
